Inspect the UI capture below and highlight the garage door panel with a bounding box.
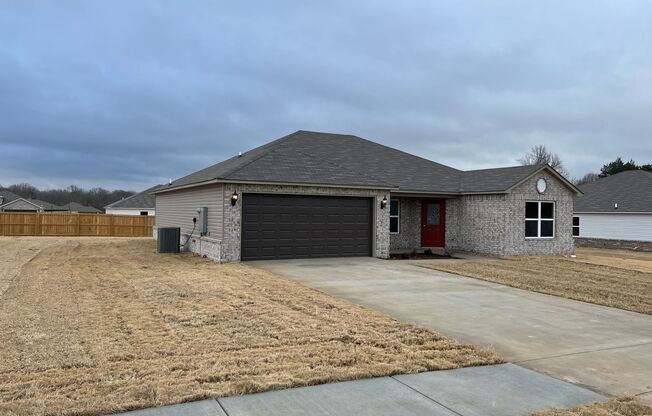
[241,194,372,260]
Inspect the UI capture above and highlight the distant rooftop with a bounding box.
[575,170,652,213]
[105,185,163,209]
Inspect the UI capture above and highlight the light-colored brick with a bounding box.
[221,183,390,262]
[391,171,575,256]
[157,171,575,262]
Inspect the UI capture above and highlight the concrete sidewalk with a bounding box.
[118,364,604,416]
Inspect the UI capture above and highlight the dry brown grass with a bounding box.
[0,237,500,416]
[418,248,652,315]
[532,397,652,416]
[572,248,652,274]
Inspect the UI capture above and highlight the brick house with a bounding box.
[154,131,580,262]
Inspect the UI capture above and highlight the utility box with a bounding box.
[197,207,208,236]
[157,227,180,253]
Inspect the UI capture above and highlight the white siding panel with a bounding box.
[155,184,224,238]
[577,213,652,241]
[105,208,155,216]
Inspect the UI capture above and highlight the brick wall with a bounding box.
[445,194,509,254]
[221,183,390,262]
[504,170,575,255]
[389,198,421,251]
[446,170,575,256]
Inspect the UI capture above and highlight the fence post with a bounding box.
[77,213,81,235]
[36,212,41,236]
[109,214,114,236]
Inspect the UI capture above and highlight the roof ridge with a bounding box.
[462,164,544,173]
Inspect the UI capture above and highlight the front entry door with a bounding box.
[421,200,445,247]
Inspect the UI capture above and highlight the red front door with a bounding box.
[421,200,445,247]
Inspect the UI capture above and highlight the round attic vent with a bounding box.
[536,178,547,194]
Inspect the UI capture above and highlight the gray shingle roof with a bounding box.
[459,165,545,193]
[106,185,163,209]
[159,130,578,195]
[0,195,100,212]
[61,202,102,213]
[574,170,652,213]
[0,190,21,205]
[0,197,62,211]
[30,199,67,211]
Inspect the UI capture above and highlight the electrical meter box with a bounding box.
[196,207,208,236]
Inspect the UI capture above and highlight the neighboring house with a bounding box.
[105,185,162,216]
[0,197,99,213]
[0,197,67,212]
[154,130,580,262]
[573,170,652,244]
[0,190,21,206]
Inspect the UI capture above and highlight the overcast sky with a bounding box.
[1,1,651,191]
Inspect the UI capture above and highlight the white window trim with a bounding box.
[572,215,580,237]
[389,200,400,234]
[525,201,555,239]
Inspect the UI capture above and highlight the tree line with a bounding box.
[0,183,134,210]
[519,145,651,185]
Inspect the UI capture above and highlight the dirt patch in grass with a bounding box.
[532,397,652,416]
[0,237,500,416]
[417,248,652,315]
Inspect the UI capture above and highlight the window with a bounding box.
[140,211,149,216]
[426,203,440,225]
[572,216,580,237]
[389,200,399,233]
[525,201,555,238]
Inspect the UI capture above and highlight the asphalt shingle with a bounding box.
[106,185,163,209]
[575,170,652,213]
[160,131,576,195]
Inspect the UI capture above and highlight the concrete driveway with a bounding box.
[250,257,652,403]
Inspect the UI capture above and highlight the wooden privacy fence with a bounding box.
[0,212,155,237]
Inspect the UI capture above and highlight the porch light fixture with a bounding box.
[380,196,388,209]
[231,191,239,206]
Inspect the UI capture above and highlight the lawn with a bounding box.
[0,237,500,416]
[532,397,652,416]
[418,248,652,315]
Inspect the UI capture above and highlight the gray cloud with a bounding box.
[1,0,651,190]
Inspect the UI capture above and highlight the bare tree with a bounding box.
[574,172,600,186]
[519,145,568,177]
[2,183,134,210]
